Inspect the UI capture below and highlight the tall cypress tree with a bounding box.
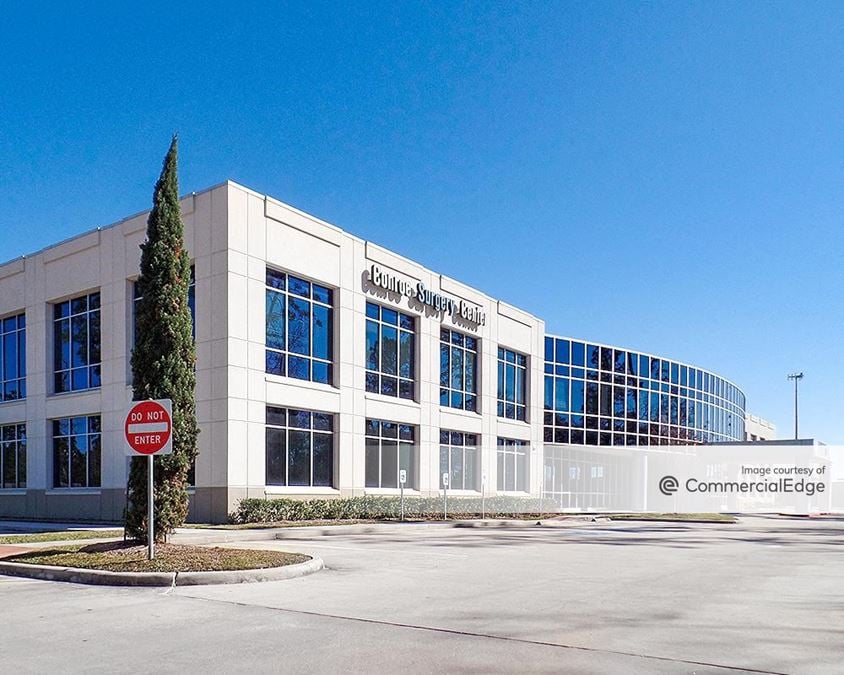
[125,136,199,541]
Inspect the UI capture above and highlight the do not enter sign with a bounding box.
[125,399,173,455]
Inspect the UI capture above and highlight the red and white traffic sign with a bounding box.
[125,399,173,455]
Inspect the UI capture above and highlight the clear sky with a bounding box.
[1,2,842,458]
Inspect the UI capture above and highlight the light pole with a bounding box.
[787,372,803,440]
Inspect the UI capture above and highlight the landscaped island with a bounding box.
[5,542,308,573]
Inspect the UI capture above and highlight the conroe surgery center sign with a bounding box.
[366,264,487,326]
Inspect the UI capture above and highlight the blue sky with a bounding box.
[1,2,842,453]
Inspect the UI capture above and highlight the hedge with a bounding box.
[230,495,560,524]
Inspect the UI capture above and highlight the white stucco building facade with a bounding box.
[0,181,545,523]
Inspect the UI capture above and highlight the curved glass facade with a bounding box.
[544,335,746,446]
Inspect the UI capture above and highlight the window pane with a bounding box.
[465,351,476,394]
[17,438,26,487]
[366,321,379,370]
[571,341,585,367]
[555,378,569,411]
[313,284,332,304]
[382,326,397,376]
[71,315,88,367]
[54,436,68,487]
[266,429,287,485]
[288,355,309,380]
[88,435,101,487]
[399,442,415,489]
[71,295,87,314]
[287,297,311,355]
[450,347,463,390]
[399,331,414,380]
[54,319,69,372]
[571,380,584,413]
[288,409,311,429]
[312,305,331,361]
[266,269,285,289]
[89,310,101,365]
[381,440,397,488]
[3,333,16,380]
[287,430,311,486]
[2,441,15,488]
[288,276,310,298]
[266,291,286,349]
[365,439,380,487]
[313,434,332,486]
[451,446,463,489]
[70,434,87,487]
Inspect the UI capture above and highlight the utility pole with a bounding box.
[787,372,803,440]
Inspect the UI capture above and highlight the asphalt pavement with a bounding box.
[2,515,842,674]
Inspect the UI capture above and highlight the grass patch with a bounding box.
[0,530,124,544]
[608,513,736,523]
[5,542,309,573]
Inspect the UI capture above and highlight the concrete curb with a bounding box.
[176,556,323,585]
[0,556,324,587]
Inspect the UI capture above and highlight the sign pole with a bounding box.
[399,469,407,522]
[481,471,486,520]
[442,472,449,520]
[148,454,154,560]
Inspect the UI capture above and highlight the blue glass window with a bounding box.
[543,338,745,447]
[1,423,26,488]
[265,269,333,384]
[52,415,100,488]
[587,344,600,369]
[571,341,585,367]
[0,313,25,402]
[440,328,478,412]
[53,292,100,393]
[265,407,333,487]
[555,339,570,364]
[571,380,584,413]
[365,302,415,400]
[497,347,527,421]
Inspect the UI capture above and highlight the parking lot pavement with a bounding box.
[2,516,843,674]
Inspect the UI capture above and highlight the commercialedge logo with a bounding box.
[659,475,679,496]
[366,264,487,326]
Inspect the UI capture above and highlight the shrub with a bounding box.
[229,495,559,524]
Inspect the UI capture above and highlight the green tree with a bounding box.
[125,136,199,541]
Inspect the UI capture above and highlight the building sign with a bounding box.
[366,264,486,326]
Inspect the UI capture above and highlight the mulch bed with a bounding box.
[3,541,309,573]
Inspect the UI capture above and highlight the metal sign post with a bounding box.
[399,469,407,521]
[147,455,154,560]
[125,399,173,561]
[481,471,486,520]
[442,472,449,520]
